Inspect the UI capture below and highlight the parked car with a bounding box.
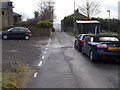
[74,34,91,51]
[2,27,32,40]
[82,35,120,62]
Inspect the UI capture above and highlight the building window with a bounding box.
[2,11,4,15]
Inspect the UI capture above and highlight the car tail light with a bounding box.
[80,40,85,42]
[96,44,108,48]
[28,32,32,34]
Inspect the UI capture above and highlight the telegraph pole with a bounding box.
[74,0,76,34]
[107,10,110,34]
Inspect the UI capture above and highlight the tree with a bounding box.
[34,11,39,18]
[37,0,55,21]
[19,12,27,21]
[63,16,74,27]
[36,20,53,28]
[78,0,100,19]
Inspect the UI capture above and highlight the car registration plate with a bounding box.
[108,47,120,50]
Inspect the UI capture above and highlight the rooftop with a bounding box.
[13,12,21,16]
[76,20,100,24]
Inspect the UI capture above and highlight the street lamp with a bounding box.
[107,10,110,34]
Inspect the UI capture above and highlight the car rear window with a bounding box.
[99,37,119,42]
[83,35,90,40]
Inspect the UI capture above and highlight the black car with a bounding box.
[82,35,120,62]
[74,34,91,51]
[2,27,32,40]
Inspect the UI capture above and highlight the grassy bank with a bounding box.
[66,32,79,37]
[2,63,29,88]
[66,31,119,37]
[100,32,118,35]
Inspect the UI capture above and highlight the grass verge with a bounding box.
[2,63,29,89]
[66,32,79,37]
[100,32,118,35]
[55,30,60,32]
[66,31,119,37]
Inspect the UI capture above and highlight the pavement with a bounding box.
[27,32,119,88]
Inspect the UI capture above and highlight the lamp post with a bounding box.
[107,10,110,34]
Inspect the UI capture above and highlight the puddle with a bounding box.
[7,50,19,53]
[61,46,73,49]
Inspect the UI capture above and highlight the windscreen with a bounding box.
[99,37,119,42]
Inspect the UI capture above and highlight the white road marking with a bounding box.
[34,72,38,77]
[46,48,48,50]
[47,44,49,47]
[42,55,45,59]
[38,61,43,66]
[44,52,47,54]
[49,38,51,42]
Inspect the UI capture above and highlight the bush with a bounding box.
[36,20,53,28]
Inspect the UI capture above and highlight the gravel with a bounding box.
[2,37,50,72]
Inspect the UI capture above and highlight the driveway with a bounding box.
[2,37,50,72]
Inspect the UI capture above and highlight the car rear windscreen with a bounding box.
[99,37,119,42]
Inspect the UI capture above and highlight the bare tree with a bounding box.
[37,0,55,21]
[19,12,27,21]
[78,0,100,19]
[34,11,39,18]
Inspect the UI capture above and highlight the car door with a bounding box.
[87,37,94,56]
[19,28,26,37]
[76,35,81,47]
[8,28,20,38]
[84,36,93,56]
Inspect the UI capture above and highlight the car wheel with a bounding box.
[82,47,85,55]
[78,44,82,52]
[90,51,96,62]
[74,41,77,48]
[90,51,95,62]
[2,35,8,40]
[24,36,30,40]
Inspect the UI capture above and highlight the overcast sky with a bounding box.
[11,0,120,23]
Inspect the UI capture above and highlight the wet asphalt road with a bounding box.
[28,32,119,88]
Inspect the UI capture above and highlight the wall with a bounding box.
[29,27,50,37]
[2,9,14,28]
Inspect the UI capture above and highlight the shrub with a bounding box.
[36,20,53,28]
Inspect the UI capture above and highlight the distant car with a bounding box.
[74,34,91,51]
[2,27,32,40]
[82,35,120,62]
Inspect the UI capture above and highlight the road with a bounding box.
[27,32,119,88]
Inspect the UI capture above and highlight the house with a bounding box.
[0,0,21,30]
[61,9,101,34]
[61,9,86,32]
[76,20,100,34]
[70,9,86,18]
[13,12,22,24]
[0,0,14,29]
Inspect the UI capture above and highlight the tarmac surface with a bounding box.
[27,32,119,88]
